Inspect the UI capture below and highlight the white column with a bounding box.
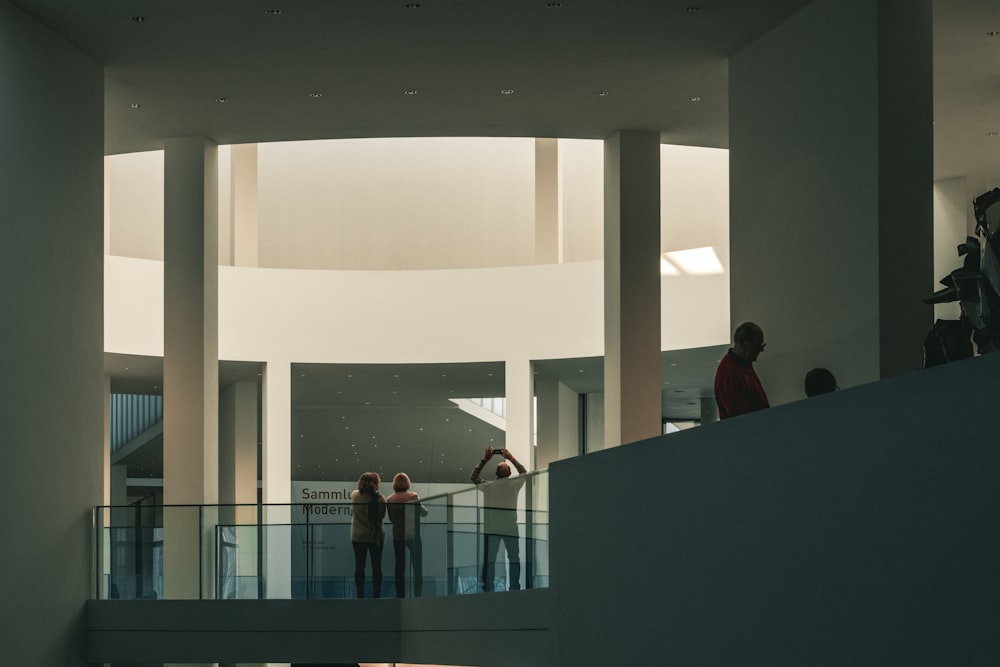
[504,358,534,468]
[603,130,662,448]
[535,138,560,264]
[162,137,220,609]
[103,375,112,505]
[232,143,260,267]
[535,379,580,470]
[263,359,292,599]
[220,381,259,506]
[110,465,128,507]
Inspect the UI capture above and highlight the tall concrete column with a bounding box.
[162,137,220,607]
[535,138,560,264]
[603,130,662,448]
[103,375,113,505]
[220,381,259,506]
[219,377,259,584]
[504,359,534,468]
[232,143,260,267]
[535,379,580,470]
[2,6,102,666]
[263,360,292,599]
[729,0,933,404]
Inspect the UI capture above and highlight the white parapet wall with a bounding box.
[106,255,730,363]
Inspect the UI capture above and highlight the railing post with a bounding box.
[305,504,312,599]
[446,493,455,595]
[257,503,265,600]
[525,475,534,590]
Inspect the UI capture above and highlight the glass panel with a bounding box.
[93,470,548,600]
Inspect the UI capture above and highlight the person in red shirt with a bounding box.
[714,321,770,419]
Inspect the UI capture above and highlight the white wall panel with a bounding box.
[105,257,730,363]
[257,137,536,270]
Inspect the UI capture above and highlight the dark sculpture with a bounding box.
[923,188,1000,365]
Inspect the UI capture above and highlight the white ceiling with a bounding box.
[74,0,1000,487]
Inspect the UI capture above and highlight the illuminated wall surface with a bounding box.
[106,138,730,269]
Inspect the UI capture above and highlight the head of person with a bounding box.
[496,462,512,479]
[357,471,380,494]
[804,367,838,397]
[732,321,766,363]
[392,472,411,493]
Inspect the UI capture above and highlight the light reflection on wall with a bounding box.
[660,246,726,275]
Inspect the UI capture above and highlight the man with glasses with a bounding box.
[714,321,771,420]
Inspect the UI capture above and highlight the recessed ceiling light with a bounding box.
[500,89,515,95]
[265,8,282,15]
[404,89,419,95]
[130,15,145,23]
[546,2,562,7]
[987,31,999,37]
[130,103,141,109]
[597,91,610,97]
[988,131,999,137]
[685,6,700,12]
[689,96,702,102]
[216,97,229,103]
[405,2,420,7]
[309,92,322,98]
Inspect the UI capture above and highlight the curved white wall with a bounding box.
[106,256,730,362]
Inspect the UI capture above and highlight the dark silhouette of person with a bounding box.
[386,471,428,598]
[714,321,770,419]
[350,471,386,598]
[470,446,528,592]
[804,367,838,397]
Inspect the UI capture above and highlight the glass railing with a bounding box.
[94,470,548,600]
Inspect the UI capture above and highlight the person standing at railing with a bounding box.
[350,472,386,598]
[386,472,428,598]
[471,446,528,592]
